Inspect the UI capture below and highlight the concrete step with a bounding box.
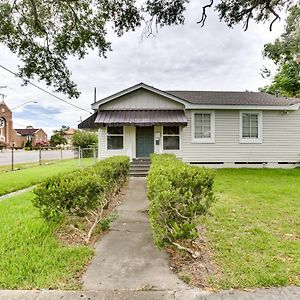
[130,164,150,169]
[129,158,151,177]
[129,169,149,177]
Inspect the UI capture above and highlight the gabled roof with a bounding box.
[166,91,300,106]
[91,83,187,110]
[15,128,39,135]
[91,82,300,111]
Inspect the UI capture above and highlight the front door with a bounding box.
[136,126,154,158]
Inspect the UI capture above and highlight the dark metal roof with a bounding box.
[95,110,187,126]
[15,128,39,135]
[78,112,98,129]
[166,91,300,106]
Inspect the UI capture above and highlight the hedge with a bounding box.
[147,154,215,247]
[33,156,129,221]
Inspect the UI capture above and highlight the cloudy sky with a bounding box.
[0,1,284,137]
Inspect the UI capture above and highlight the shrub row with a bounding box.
[33,156,129,221]
[147,154,215,247]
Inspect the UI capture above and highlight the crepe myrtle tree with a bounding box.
[0,0,294,98]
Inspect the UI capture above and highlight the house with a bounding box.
[13,126,48,148]
[0,101,14,147]
[78,83,300,167]
[64,128,76,146]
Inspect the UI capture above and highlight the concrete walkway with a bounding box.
[0,177,300,299]
[0,186,35,202]
[83,177,186,291]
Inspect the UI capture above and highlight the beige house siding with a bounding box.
[181,109,300,163]
[98,126,136,159]
[99,89,184,110]
[99,125,183,160]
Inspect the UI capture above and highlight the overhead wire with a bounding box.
[0,64,92,115]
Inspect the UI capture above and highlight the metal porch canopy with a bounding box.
[94,110,187,126]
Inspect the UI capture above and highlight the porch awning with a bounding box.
[95,110,187,126]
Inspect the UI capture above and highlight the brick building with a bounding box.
[0,100,48,148]
[14,126,48,148]
[0,101,14,147]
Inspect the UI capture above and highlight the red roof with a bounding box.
[15,128,39,136]
[65,128,76,135]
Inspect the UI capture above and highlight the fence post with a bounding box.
[11,142,15,171]
[78,146,81,167]
[60,147,63,160]
[93,147,97,164]
[39,147,42,165]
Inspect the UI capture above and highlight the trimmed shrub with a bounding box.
[147,154,215,247]
[33,156,129,221]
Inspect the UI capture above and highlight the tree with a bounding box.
[260,3,300,97]
[72,130,98,149]
[50,125,69,147]
[0,1,294,98]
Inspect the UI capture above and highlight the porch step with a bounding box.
[129,158,151,177]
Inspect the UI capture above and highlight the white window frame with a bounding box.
[106,126,124,150]
[162,126,181,151]
[239,111,263,144]
[191,110,215,143]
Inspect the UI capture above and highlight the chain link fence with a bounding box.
[0,146,98,172]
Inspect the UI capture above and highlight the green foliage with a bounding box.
[261,3,300,97]
[33,156,129,221]
[147,154,215,247]
[72,130,97,148]
[0,1,290,97]
[0,141,6,150]
[0,191,92,289]
[215,0,291,31]
[50,125,69,146]
[72,130,98,158]
[24,139,32,150]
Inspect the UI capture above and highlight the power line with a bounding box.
[0,64,92,114]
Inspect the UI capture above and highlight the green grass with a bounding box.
[0,159,93,196]
[0,159,74,173]
[204,168,300,289]
[0,191,93,289]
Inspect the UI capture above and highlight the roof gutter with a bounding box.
[184,103,300,111]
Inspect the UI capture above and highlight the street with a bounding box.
[0,149,76,166]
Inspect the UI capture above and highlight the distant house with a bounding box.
[64,128,76,146]
[14,126,48,148]
[79,82,300,167]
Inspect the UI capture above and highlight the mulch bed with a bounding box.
[166,225,222,290]
[55,180,129,246]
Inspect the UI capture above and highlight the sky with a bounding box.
[0,1,284,137]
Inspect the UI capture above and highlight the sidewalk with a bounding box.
[0,186,35,202]
[83,177,186,290]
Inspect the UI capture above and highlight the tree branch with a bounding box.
[197,0,214,27]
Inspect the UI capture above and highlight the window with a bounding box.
[163,126,180,150]
[107,126,124,149]
[192,111,215,143]
[240,112,262,143]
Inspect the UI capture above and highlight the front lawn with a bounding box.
[0,191,93,289]
[0,158,93,196]
[205,168,300,289]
